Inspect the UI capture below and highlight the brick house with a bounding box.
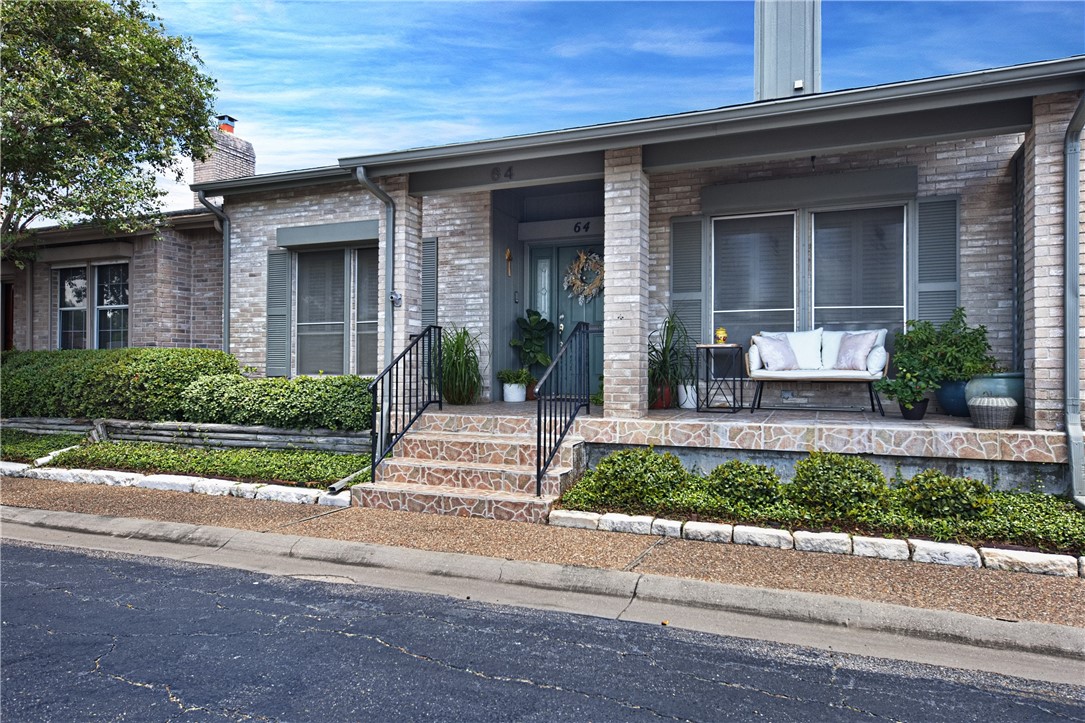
[1,117,254,354]
[188,46,1084,515]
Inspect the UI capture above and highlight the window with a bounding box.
[710,206,906,345]
[56,262,129,349]
[269,247,380,377]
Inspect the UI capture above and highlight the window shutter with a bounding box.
[916,198,959,324]
[671,217,705,344]
[266,249,291,377]
[421,236,438,328]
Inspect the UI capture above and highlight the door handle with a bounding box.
[558,322,565,335]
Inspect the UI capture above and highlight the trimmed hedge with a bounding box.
[49,441,369,488]
[558,449,1085,555]
[1,349,239,421]
[180,374,374,431]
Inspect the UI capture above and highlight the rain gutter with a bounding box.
[197,191,230,355]
[1064,91,1085,508]
[353,167,396,367]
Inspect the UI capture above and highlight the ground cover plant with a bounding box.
[0,430,86,464]
[48,441,369,488]
[558,448,1085,556]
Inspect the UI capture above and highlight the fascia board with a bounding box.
[190,167,351,195]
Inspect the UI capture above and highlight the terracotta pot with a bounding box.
[650,385,674,409]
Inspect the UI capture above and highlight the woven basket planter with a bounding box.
[968,395,1017,429]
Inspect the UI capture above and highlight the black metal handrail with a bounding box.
[535,321,592,495]
[368,325,442,479]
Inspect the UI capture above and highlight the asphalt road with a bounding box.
[2,541,1082,723]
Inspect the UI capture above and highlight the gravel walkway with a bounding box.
[3,477,1083,628]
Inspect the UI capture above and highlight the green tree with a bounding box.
[1,0,217,260]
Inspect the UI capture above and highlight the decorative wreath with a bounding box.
[563,250,604,305]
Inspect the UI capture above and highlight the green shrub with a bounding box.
[896,469,994,520]
[180,374,373,431]
[704,460,782,510]
[49,441,369,488]
[787,451,889,521]
[0,430,87,463]
[1,349,238,420]
[561,447,691,513]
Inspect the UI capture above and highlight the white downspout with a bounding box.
[1064,91,1085,508]
[197,191,231,355]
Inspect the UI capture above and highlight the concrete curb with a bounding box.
[3,505,1083,662]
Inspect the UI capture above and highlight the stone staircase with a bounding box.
[352,409,585,522]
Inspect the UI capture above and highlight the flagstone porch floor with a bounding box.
[441,402,1068,466]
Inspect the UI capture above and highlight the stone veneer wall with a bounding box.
[225,181,383,373]
[1021,91,1085,431]
[421,191,493,400]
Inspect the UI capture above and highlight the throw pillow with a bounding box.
[821,330,846,369]
[754,335,799,371]
[784,328,823,369]
[866,346,888,374]
[835,331,878,371]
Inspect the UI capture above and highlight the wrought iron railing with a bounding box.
[368,325,442,479]
[535,321,592,495]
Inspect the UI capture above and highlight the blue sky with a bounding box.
[155,0,1084,208]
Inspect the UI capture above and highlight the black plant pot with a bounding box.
[899,398,930,420]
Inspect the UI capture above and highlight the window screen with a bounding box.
[297,250,345,375]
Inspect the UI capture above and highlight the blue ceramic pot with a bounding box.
[934,380,971,417]
[965,372,1025,425]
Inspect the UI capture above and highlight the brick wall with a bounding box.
[421,191,493,399]
[193,128,256,207]
[603,147,651,417]
[1021,91,1084,431]
[226,181,383,373]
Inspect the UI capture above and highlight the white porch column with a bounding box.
[602,147,650,418]
[375,174,423,367]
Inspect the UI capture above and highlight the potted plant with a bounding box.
[929,307,998,417]
[648,311,694,409]
[874,320,941,420]
[496,367,532,403]
[442,326,483,405]
[510,309,554,400]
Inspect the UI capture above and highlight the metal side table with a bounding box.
[696,344,744,413]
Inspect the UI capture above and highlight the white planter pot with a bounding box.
[678,383,698,409]
[503,383,527,403]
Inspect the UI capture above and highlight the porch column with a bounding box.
[376,174,423,367]
[602,147,650,418]
[1021,93,1081,431]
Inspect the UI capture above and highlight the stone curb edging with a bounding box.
[5,465,352,508]
[2,505,1082,663]
[548,510,1085,579]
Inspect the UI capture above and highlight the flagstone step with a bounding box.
[374,457,576,497]
[412,411,538,436]
[397,430,584,470]
[352,480,556,523]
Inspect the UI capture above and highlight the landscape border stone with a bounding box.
[733,525,794,550]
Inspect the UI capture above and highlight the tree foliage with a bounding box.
[1,0,217,258]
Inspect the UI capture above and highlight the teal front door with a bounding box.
[529,243,604,396]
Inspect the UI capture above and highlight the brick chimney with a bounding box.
[755,0,821,101]
[193,115,255,206]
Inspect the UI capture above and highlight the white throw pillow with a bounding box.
[784,328,823,369]
[852,328,888,348]
[748,343,763,371]
[753,335,798,371]
[835,331,879,371]
[821,330,846,370]
[866,346,888,374]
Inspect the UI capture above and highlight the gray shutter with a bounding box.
[916,198,959,324]
[421,236,438,328]
[671,217,705,344]
[266,249,291,377]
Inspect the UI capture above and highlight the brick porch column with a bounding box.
[602,147,650,417]
[376,174,423,368]
[1021,92,1082,431]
